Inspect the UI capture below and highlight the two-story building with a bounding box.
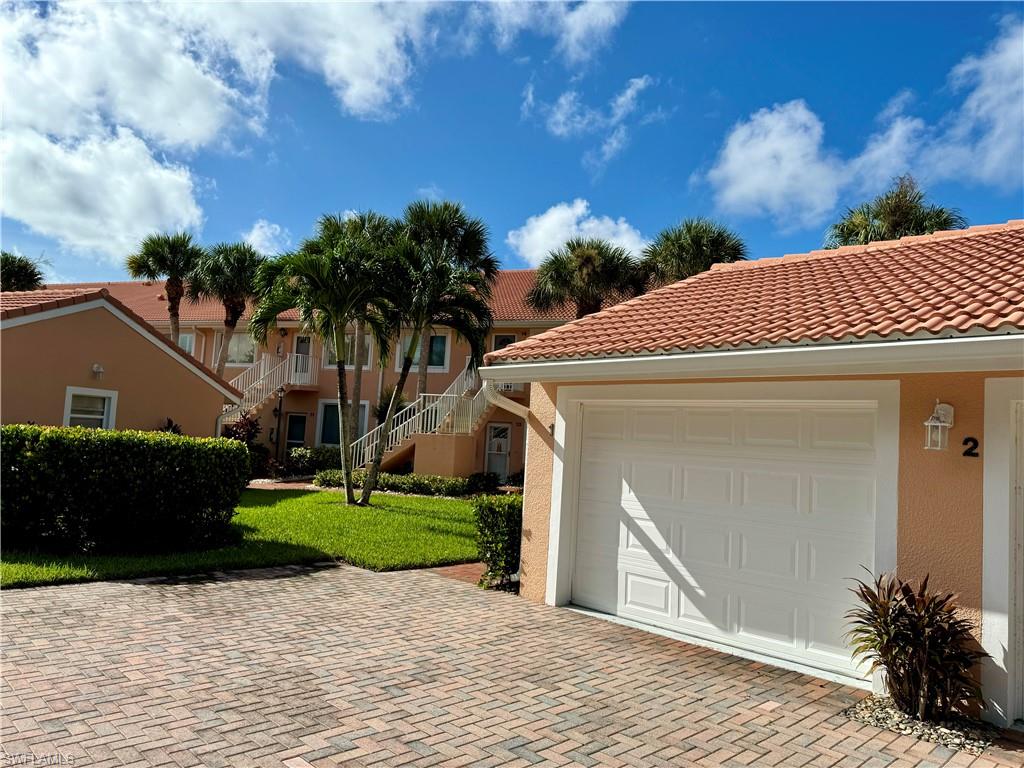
[44,270,568,480]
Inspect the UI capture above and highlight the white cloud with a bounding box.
[921,16,1024,189]
[707,100,844,228]
[705,19,1023,228]
[485,1,629,66]
[536,75,653,173]
[0,128,201,263]
[243,219,290,254]
[506,199,647,267]
[520,83,536,120]
[416,183,444,201]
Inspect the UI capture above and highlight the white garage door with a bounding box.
[572,401,879,680]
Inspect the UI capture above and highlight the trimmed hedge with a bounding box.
[313,468,500,497]
[1,424,250,554]
[286,446,341,475]
[473,494,523,589]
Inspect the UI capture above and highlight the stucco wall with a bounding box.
[516,372,1017,632]
[413,433,478,477]
[520,382,557,602]
[1,308,229,436]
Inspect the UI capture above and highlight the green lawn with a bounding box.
[1,489,479,589]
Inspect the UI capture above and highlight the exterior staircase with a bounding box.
[220,353,319,426]
[350,364,490,469]
[220,356,491,468]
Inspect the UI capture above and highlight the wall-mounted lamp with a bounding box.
[278,328,288,337]
[91,363,105,379]
[923,400,954,450]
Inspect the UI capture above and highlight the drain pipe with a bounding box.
[481,379,531,419]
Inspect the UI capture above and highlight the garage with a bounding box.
[568,397,888,681]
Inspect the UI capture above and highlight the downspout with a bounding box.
[481,379,530,419]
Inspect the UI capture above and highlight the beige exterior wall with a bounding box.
[1,308,229,437]
[413,433,478,477]
[516,372,1018,636]
[191,323,547,474]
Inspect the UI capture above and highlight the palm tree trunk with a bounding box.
[333,326,356,505]
[350,320,365,438]
[359,328,420,505]
[416,328,430,397]
[215,319,236,378]
[165,278,183,343]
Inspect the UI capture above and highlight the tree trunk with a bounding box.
[215,318,236,378]
[165,277,183,343]
[333,326,356,505]
[360,327,420,505]
[350,320,365,439]
[416,328,430,397]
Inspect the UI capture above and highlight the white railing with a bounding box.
[349,364,482,468]
[222,354,319,424]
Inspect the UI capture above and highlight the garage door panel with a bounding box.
[572,400,879,681]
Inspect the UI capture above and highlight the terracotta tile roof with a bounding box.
[0,287,242,398]
[490,270,574,323]
[486,220,1024,364]
[47,270,567,326]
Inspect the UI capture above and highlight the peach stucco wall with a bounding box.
[413,433,479,477]
[1,308,229,436]
[517,372,1018,633]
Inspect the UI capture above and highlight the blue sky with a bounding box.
[3,2,1022,282]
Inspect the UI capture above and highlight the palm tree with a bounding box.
[826,175,967,247]
[641,218,747,286]
[1,251,45,291]
[127,232,206,342]
[360,200,497,505]
[188,242,267,376]
[250,215,395,504]
[527,237,645,319]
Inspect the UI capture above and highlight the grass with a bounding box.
[1,488,479,589]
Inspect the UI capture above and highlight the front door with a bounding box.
[285,414,307,454]
[293,336,312,383]
[485,423,511,482]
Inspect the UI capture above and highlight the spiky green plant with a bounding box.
[846,571,987,720]
[1,251,45,291]
[641,218,747,286]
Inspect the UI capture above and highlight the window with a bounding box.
[177,333,195,355]
[492,334,516,352]
[324,334,372,368]
[399,334,448,370]
[317,401,369,445]
[63,387,117,429]
[217,333,255,365]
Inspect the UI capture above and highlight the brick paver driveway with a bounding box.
[3,564,1020,768]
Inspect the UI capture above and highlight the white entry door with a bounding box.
[486,423,511,481]
[571,401,880,680]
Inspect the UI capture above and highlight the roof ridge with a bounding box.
[711,219,1024,272]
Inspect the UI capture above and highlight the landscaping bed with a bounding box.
[843,696,999,756]
[1,489,478,588]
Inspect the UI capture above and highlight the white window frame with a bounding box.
[315,398,370,446]
[177,331,196,356]
[395,331,451,374]
[63,386,118,430]
[492,333,517,352]
[323,334,374,370]
[215,332,257,368]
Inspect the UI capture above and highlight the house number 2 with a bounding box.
[962,437,980,458]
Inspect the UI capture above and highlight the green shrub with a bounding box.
[847,571,989,720]
[1,424,249,555]
[466,472,501,495]
[286,445,342,475]
[314,468,478,497]
[473,494,522,589]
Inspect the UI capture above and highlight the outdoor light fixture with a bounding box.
[923,400,954,450]
[278,328,288,337]
[91,363,105,379]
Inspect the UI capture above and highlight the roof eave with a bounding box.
[480,332,1024,383]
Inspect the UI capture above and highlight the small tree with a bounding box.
[127,232,206,342]
[189,242,267,376]
[826,176,967,247]
[641,218,747,286]
[1,251,45,291]
[527,237,646,319]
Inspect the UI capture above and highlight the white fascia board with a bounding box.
[480,334,1024,383]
